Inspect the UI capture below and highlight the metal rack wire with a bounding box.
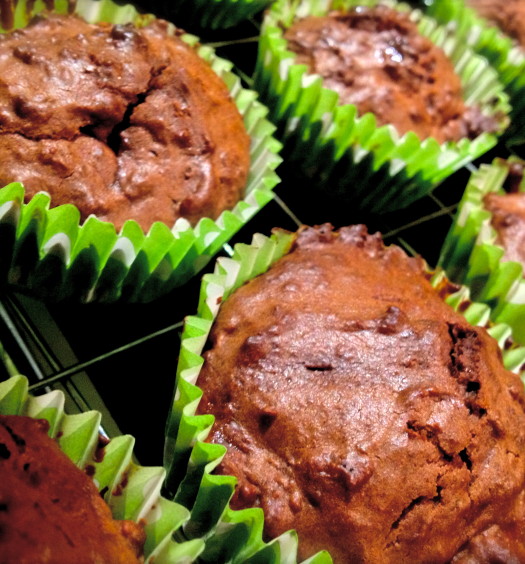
[0,292,122,438]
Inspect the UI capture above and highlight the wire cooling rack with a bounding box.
[0,4,518,466]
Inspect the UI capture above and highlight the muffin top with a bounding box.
[196,224,525,563]
[0,414,145,563]
[0,14,250,231]
[284,5,499,142]
[468,0,525,48]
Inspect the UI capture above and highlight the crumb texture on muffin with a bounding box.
[0,14,250,231]
[0,414,145,563]
[284,5,499,142]
[197,224,525,563]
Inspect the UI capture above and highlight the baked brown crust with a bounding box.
[284,6,499,142]
[0,14,250,231]
[197,224,525,563]
[0,414,145,563]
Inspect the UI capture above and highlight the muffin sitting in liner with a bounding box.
[439,158,525,345]
[284,4,498,142]
[0,414,145,562]
[482,161,525,266]
[0,3,282,302]
[192,224,525,562]
[0,13,250,232]
[255,0,509,216]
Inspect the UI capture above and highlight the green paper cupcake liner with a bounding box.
[422,0,525,149]
[136,0,273,30]
[439,157,525,345]
[163,228,525,563]
[0,0,281,303]
[254,0,510,214]
[0,373,205,563]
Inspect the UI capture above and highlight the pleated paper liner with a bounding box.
[163,228,525,564]
[254,0,510,216]
[439,157,525,345]
[131,0,272,30]
[0,0,281,303]
[0,374,206,563]
[422,0,525,150]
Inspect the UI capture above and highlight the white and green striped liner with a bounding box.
[254,0,510,214]
[0,0,281,303]
[0,374,204,563]
[163,228,525,563]
[439,158,525,345]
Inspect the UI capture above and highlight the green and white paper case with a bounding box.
[422,0,525,149]
[0,374,204,563]
[254,0,510,214]
[138,0,273,30]
[0,0,281,303]
[439,158,525,345]
[163,228,525,563]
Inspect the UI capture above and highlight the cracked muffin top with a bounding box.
[283,5,499,143]
[196,224,525,563]
[0,14,250,231]
[0,414,145,563]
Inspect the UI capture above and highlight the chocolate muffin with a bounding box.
[196,224,525,563]
[0,414,145,563]
[0,14,250,231]
[484,198,525,268]
[283,5,499,142]
[481,162,525,270]
[468,0,525,48]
